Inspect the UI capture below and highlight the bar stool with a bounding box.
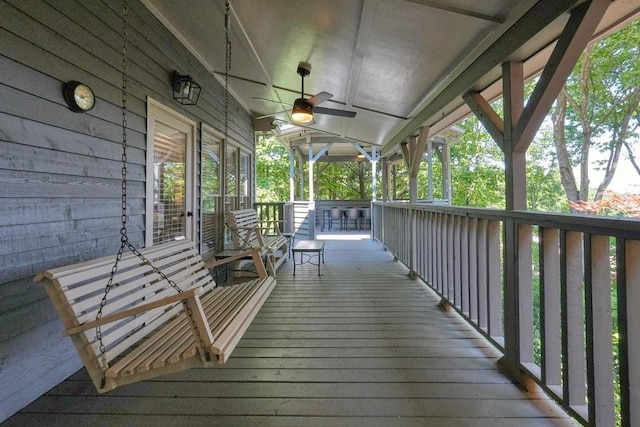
[360,207,371,229]
[328,207,342,230]
[344,207,360,230]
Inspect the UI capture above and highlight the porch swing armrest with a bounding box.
[63,287,204,337]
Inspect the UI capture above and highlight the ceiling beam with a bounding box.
[403,0,505,23]
[382,0,581,156]
[463,91,505,150]
[514,0,610,152]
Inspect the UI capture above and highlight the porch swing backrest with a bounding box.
[35,239,276,392]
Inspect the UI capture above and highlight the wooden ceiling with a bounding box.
[142,0,640,157]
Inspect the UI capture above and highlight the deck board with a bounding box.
[4,236,576,426]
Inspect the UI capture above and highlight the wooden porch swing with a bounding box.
[34,0,275,393]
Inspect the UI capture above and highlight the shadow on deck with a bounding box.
[4,235,576,426]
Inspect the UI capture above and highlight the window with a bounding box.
[201,126,222,254]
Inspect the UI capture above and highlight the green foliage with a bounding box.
[316,161,374,200]
[255,134,290,202]
[449,118,506,208]
[559,19,640,201]
[527,127,570,212]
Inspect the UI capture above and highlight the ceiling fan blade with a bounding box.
[274,118,317,128]
[307,91,332,107]
[314,106,357,118]
[255,109,290,119]
[252,97,293,107]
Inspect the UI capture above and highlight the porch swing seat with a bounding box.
[34,240,276,393]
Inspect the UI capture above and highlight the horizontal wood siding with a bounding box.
[0,0,254,421]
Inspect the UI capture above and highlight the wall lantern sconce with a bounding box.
[172,72,201,105]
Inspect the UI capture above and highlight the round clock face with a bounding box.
[64,81,95,112]
[73,84,95,111]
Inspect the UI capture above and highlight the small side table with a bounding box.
[292,240,325,276]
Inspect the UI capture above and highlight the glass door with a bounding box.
[146,99,195,246]
[201,126,222,254]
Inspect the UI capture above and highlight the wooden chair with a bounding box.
[225,209,289,275]
[35,240,275,393]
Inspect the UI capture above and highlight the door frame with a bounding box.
[145,97,197,246]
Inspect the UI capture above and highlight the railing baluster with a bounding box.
[460,217,470,316]
[487,220,503,344]
[477,219,488,332]
[468,217,478,324]
[561,230,587,418]
[518,223,534,365]
[453,215,461,307]
[446,214,454,300]
[617,239,640,427]
[585,234,616,425]
[541,227,562,394]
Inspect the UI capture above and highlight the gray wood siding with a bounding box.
[0,0,255,421]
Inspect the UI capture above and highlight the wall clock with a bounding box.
[63,81,95,112]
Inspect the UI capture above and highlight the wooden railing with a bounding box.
[373,201,640,426]
[253,202,295,234]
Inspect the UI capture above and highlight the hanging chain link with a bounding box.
[224,1,231,145]
[94,0,211,390]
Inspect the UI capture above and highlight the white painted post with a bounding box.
[371,146,378,201]
[289,147,295,201]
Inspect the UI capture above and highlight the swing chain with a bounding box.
[224,1,231,144]
[94,0,131,387]
[95,0,228,388]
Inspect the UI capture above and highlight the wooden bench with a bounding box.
[34,240,276,393]
[225,209,289,276]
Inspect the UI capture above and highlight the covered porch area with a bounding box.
[4,235,574,426]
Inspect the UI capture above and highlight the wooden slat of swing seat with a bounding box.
[102,304,191,374]
[206,278,275,362]
[113,312,197,376]
[110,279,274,376]
[91,275,216,363]
[34,240,276,393]
[70,251,210,324]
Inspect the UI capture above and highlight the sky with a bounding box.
[588,144,639,194]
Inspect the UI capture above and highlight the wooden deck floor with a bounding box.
[4,235,576,426]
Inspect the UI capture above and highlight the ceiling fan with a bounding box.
[257,62,357,124]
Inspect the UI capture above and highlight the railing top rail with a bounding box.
[373,201,640,239]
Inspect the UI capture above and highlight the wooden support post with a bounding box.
[463,0,609,385]
[402,128,429,277]
[499,60,527,385]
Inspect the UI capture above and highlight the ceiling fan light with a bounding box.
[292,98,314,123]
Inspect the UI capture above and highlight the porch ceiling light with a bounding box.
[172,72,201,105]
[291,98,314,123]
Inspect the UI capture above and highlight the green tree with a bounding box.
[255,134,289,202]
[450,117,506,208]
[552,20,640,205]
[316,161,372,200]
